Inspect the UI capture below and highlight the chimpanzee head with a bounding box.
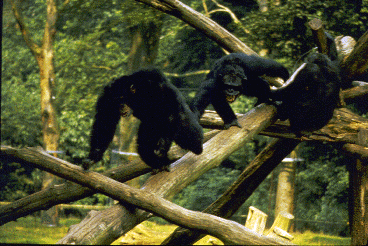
[112,68,168,118]
[215,64,246,103]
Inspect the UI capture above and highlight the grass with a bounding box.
[0,216,350,245]
[0,216,80,244]
[292,231,351,245]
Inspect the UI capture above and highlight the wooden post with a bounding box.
[245,206,268,235]
[267,211,294,241]
[349,128,368,245]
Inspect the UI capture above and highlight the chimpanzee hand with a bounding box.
[223,118,241,129]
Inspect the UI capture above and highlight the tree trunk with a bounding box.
[274,153,296,222]
[348,128,368,245]
[349,160,368,245]
[11,0,60,226]
[127,20,163,72]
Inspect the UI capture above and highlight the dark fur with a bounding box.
[190,53,290,129]
[85,68,203,172]
[272,42,341,134]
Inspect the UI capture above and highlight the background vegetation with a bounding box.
[1,0,367,237]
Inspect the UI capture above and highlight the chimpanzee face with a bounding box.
[217,64,247,103]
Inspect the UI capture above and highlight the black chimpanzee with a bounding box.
[84,68,203,173]
[190,53,290,129]
[271,32,341,135]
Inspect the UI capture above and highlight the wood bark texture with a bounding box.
[340,31,368,84]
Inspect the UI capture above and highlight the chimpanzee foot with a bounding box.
[82,158,95,170]
[153,138,170,158]
[151,165,170,174]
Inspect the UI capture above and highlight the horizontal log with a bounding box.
[200,107,368,147]
[341,144,368,162]
[343,84,368,103]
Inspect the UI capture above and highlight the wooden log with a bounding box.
[335,35,356,61]
[266,212,294,241]
[348,127,368,245]
[245,206,268,235]
[342,84,368,103]
[348,159,368,245]
[340,31,368,85]
[161,138,300,245]
[308,18,328,55]
[341,144,368,163]
[201,107,368,148]
[0,131,218,226]
[0,147,283,245]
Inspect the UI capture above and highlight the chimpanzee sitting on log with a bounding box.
[271,32,341,135]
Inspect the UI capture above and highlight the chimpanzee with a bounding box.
[271,32,341,134]
[84,68,204,173]
[190,53,290,129]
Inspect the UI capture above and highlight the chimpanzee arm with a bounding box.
[86,88,122,167]
[242,75,272,106]
[210,89,241,129]
[325,31,338,62]
[229,53,290,81]
[189,78,214,121]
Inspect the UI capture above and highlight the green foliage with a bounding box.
[0,162,43,201]
[0,216,80,244]
[173,167,241,211]
[238,0,368,61]
[295,142,350,234]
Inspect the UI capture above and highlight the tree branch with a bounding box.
[136,0,256,55]
[10,0,41,57]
